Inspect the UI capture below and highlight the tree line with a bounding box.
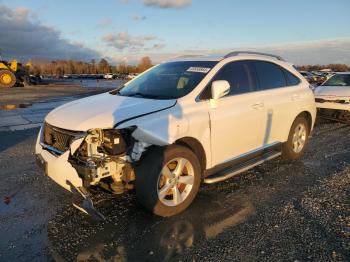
[28,57,349,76]
[29,56,153,76]
[297,64,349,72]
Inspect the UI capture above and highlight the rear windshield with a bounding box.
[322,74,350,86]
[112,61,217,99]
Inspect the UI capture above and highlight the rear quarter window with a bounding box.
[282,68,301,86]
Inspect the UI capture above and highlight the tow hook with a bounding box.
[71,185,106,220]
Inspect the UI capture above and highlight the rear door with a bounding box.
[253,60,302,144]
[208,61,265,166]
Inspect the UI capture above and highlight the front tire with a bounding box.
[282,116,309,160]
[135,145,201,217]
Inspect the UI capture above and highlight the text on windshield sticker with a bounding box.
[187,67,211,73]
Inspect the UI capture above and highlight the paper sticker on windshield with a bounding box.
[187,67,211,73]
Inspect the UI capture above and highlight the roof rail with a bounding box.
[224,51,285,61]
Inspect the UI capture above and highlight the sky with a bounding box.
[0,0,350,65]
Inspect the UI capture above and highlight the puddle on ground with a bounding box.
[48,192,255,261]
[0,103,32,110]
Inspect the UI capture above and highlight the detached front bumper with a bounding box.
[35,126,83,192]
[35,126,106,219]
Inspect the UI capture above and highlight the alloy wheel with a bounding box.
[292,123,307,153]
[157,157,195,207]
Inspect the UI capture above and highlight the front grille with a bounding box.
[315,98,326,103]
[43,123,84,153]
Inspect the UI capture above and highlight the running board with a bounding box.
[203,151,281,184]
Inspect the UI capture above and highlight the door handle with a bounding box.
[252,102,264,109]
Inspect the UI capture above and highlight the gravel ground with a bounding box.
[0,120,349,261]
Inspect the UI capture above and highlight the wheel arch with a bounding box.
[175,137,207,173]
[297,111,313,132]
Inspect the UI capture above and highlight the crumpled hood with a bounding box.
[45,93,176,131]
[314,85,350,98]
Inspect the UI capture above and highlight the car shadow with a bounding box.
[48,191,255,262]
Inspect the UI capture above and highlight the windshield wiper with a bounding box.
[109,85,125,95]
[126,92,148,97]
[123,92,172,99]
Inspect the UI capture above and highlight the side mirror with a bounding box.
[211,80,230,100]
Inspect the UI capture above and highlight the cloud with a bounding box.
[152,43,166,49]
[161,38,350,65]
[0,5,100,61]
[14,6,30,17]
[142,0,191,8]
[121,0,191,8]
[107,38,350,65]
[132,15,146,21]
[102,32,157,50]
[257,38,350,65]
[97,18,112,27]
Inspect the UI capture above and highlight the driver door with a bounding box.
[207,61,266,166]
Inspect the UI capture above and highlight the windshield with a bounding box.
[322,74,350,86]
[112,61,217,99]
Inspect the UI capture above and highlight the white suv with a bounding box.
[35,51,316,217]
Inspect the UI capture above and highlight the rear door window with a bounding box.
[254,61,287,90]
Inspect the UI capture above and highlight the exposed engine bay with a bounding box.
[42,123,150,195]
[70,128,151,194]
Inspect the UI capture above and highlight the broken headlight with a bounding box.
[101,128,134,156]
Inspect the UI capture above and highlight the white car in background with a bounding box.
[104,73,114,80]
[127,73,139,80]
[314,72,350,122]
[35,51,316,217]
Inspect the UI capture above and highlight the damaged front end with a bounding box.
[69,127,142,194]
[35,122,150,217]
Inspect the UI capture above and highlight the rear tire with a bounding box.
[0,70,16,88]
[135,145,201,217]
[282,116,309,160]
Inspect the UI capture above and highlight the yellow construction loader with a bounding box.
[0,59,31,88]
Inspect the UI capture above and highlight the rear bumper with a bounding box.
[35,126,83,192]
